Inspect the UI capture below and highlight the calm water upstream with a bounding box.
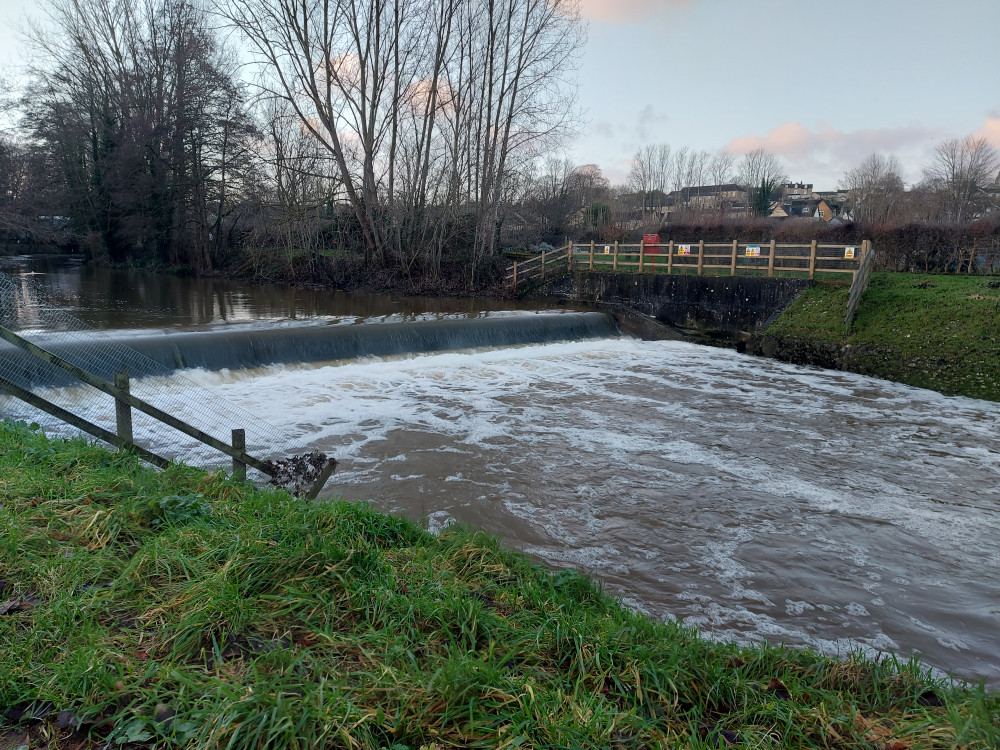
[3,255,999,687]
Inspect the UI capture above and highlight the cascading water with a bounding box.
[0,312,618,386]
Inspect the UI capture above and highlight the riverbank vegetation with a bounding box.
[2,420,998,748]
[762,272,1000,401]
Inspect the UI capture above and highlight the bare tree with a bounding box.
[708,151,735,186]
[736,147,787,217]
[628,144,671,218]
[570,164,610,205]
[922,135,1000,223]
[0,74,17,124]
[670,147,690,193]
[736,147,787,190]
[241,99,343,266]
[688,150,710,187]
[222,0,583,284]
[839,153,904,224]
[525,156,578,238]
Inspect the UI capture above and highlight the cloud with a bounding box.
[593,120,615,138]
[724,122,936,162]
[722,121,946,185]
[975,114,1000,150]
[578,0,689,23]
[633,105,670,142]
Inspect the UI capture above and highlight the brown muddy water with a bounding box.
[3,254,999,687]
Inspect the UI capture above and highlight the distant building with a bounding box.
[781,182,813,199]
[661,184,746,221]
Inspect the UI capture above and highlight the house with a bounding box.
[781,182,813,200]
[979,184,1000,216]
[814,199,838,221]
[767,189,844,222]
[661,184,746,220]
[778,196,814,219]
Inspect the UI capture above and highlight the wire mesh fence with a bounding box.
[0,270,295,478]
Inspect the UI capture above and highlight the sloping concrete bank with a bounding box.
[747,323,995,398]
[748,335,879,371]
[542,272,812,340]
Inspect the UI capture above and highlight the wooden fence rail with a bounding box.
[507,239,872,293]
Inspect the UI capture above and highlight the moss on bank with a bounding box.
[762,272,1000,401]
[1,421,998,749]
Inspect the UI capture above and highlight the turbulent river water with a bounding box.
[3,255,999,687]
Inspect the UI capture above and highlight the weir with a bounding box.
[0,312,619,386]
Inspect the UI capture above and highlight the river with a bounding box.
[2,254,999,687]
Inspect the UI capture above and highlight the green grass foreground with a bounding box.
[1,421,997,749]
[765,273,1000,401]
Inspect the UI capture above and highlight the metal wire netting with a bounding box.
[0,271,293,475]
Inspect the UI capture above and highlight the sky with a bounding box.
[2,0,998,189]
[572,0,1000,187]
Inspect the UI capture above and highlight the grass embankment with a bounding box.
[2,422,998,749]
[763,272,1000,401]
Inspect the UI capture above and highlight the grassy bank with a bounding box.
[762,272,1000,401]
[1,422,998,749]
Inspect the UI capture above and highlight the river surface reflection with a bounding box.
[0,254,558,328]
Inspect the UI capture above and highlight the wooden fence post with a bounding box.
[114,371,133,445]
[808,240,817,279]
[589,240,595,270]
[768,239,776,278]
[697,240,705,276]
[667,240,674,275]
[512,261,518,289]
[613,241,619,271]
[231,429,246,481]
[567,241,573,273]
[638,239,645,273]
[730,240,738,276]
[540,250,546,280]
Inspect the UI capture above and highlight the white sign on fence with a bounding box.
[678,244,691,256]
[745,245,761,257]
[604,245,611,254]
[845,246,855,259]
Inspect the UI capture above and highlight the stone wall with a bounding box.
[552,273,812,338]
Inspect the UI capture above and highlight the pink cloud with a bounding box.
[975,114,1000,150]
[724,122,937,162]
[722,121,947,186]
[579,0,689,23]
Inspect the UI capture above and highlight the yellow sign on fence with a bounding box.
[678,244,691,256]
[745,245,761,257]
[845,246,855,259]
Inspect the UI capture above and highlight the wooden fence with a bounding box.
[506,239,872,292]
